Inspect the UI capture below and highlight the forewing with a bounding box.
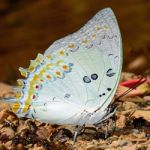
[44,8,122,111]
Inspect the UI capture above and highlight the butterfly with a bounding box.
[5,8,122,140]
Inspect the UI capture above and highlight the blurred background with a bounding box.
[0,0,150,83]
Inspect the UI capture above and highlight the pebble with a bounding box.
[0,127,15,140]
[17,143,23,150]
[111,140,131,147]
[122,144,137,150]
[123,101,138,110]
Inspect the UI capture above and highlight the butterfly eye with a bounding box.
[83,76,91,83]
[91,74,98,80]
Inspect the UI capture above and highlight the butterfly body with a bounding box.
[9,8,122,126]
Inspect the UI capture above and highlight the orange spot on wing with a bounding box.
[82,39,88,44]
[17,79,24,86]
[92,34,96,39]
[68,43,75,48]
[103,25,109,30]
[47,55,52,59]
[59,50,65,56]
[16,91,22,99]
[62,65,68,70]
[46,75,52,79]
[28,66,35,72]
[56,60,62,65]
[12,102,20,113]
[56,71,61,76]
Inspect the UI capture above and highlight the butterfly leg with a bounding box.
[94,120,109,139]
[94,106,117,139]
[103,117,116,139]
[104,123,108,139]
[73,125,85,144]
[94,106,116,126]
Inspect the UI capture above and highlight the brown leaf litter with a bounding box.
[0,72,150,150]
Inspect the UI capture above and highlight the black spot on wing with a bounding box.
[64,93,71,99]
[33,108,36,113]
[83,76,91,83]
[99,93,105,97]
[106,69,115,77]
[102,35,106,39]
[70,46,79,52]
[107,88,111,91]
[31,114,35,119]
[99,94,102,97]
[91,73,98,80]
[107,35,113,39]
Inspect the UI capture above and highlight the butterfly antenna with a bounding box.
[116,77,147,101]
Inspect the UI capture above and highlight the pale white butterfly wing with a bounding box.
[31,47,106,124]
[15,53,85,124]
[12,8,122,125]
[44,8,122,111]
